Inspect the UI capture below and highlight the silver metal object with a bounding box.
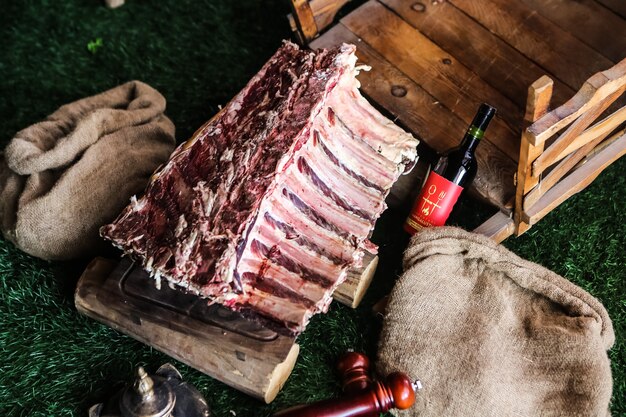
[89,363,210,417]
[412,379,423,392]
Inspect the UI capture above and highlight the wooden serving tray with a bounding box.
[75,257,299,403]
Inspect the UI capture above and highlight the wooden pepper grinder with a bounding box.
[272,372,420,417]
[336,352,373,394]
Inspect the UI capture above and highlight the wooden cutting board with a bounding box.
[75,257,299,403]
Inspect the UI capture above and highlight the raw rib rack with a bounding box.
[102,41,419,335]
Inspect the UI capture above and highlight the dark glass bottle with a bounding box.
[404,103,496,235]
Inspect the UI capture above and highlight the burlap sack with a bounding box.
[378,227,614,417]
[0,81,175,260]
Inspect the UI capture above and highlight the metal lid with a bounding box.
[119,367,176,417]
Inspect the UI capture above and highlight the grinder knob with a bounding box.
[336,352,372,393]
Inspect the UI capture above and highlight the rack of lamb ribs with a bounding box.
[101,41,418,335]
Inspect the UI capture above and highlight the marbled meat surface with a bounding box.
[101,41,418,335]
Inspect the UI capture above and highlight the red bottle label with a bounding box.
[404,172,464,234]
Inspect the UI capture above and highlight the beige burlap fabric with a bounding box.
[378,227,614,417]
[0,81,175,260]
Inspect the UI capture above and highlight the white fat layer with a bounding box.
[175,215,187,238]
[220,147,234,162]
[196,182,216,217]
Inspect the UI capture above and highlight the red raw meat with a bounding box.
[101,41,418,335]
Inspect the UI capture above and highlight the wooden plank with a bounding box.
[75,258,299,403]
[523,129,626,225]
[551,105,626,163]
[341,0,522,162]
[289,0,319,42]
[451,0,614,91]
[532,90,625,177]
[528,58,626,145]
[519,0,626,64]
[514,76,553,235]
[524,123,625,211]
[380,0,574,109]
[310,0,351,33]
[312,24,517,209]
[473,211,515,243]
[596,0,626,19]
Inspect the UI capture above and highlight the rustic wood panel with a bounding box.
[473,211,515,243]
[341,0,522,162]
[289,0,319,42]
[552,105,626,163]
[310,0,351,32]
[528,59,626,145]
[524,126,610,212]
[519,0,626,64]
[596,0,626,20]
[451,0,614,91]
[380,0,574,109]
[523,128,626,225]
[514,76,552,235]
[311,23,517,209]
[75,258,299,403]
[532,90,624,177]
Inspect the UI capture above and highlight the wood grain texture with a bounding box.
[473,211,515,243]
[531,89,624,177]
[596,0,626,20]
[514,76,552,235]
[523,128,626,225]
[310,0,351,33]
[450,0,614,91]
[341,0,522,162]
[519,0,626,64]
[75,258,299,403]
[524,102,625,211]
[380,0,573,109]
[289,0,319,42]
[551,105,626,163]
[528,58,626,145]
[524,127,607,212]
[311,23,517,210]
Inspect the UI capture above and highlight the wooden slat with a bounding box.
[341,0,522,162]
[289,0,319,42]
[519,0,626,64]
[524,122,625,211]
[380,0,574,109]
[528,58,626,145]
[514,76,553,235]
[473,211,515,243]
[311,24,517,209]
[532,89,624,177]
[551,106,626,162]
[596,0,626,19]
[451,0,614,91]
[310,0,351,33]
[523,129,626,225]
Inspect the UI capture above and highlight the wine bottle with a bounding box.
[404,103,496,235]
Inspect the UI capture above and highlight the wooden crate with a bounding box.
[289,0,626,242]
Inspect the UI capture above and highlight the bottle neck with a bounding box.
[459,125,483,154]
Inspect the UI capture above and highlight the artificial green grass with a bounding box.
[0,1,623,416]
